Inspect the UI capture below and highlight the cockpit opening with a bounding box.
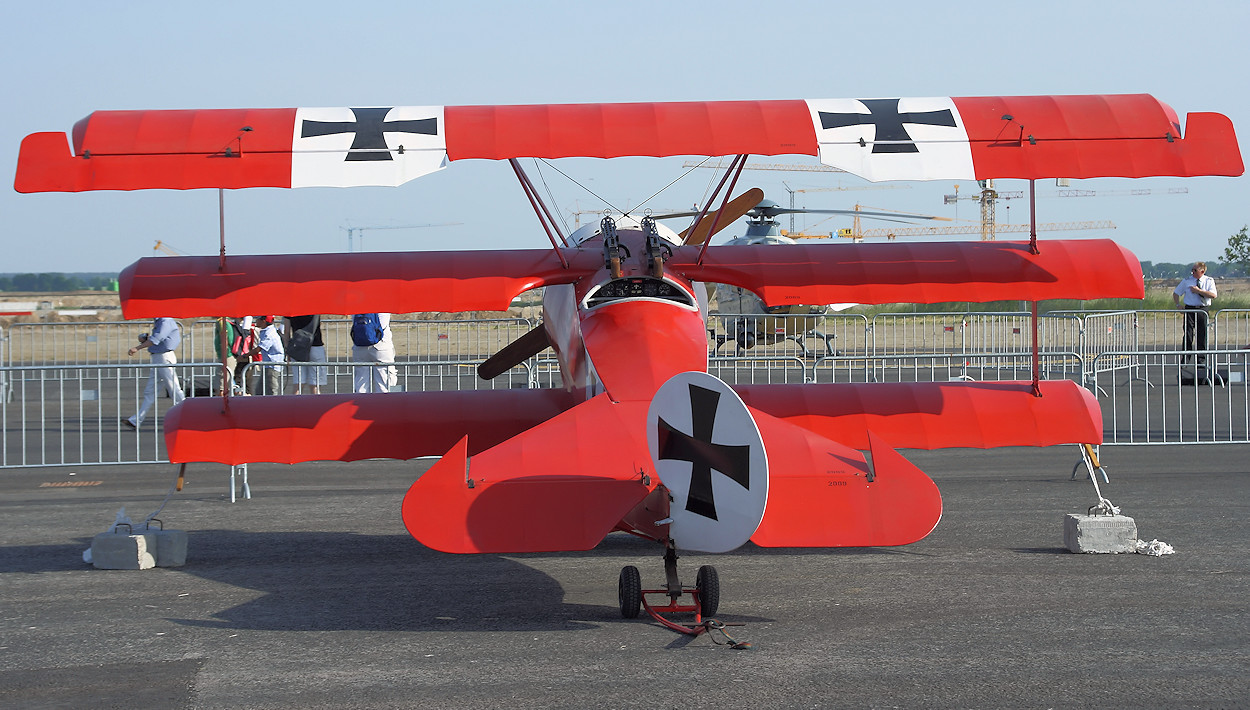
[584,277,695,309]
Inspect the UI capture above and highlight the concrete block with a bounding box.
[91,531,156,569]
[149,528,188,567]
[1064,513,1138,554]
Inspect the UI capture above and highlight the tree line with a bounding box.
[0,273,118,292]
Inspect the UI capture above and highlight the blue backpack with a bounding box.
[351,313,384,346]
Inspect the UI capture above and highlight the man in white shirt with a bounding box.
[1173,261,1217,360]
[251,315,286,395]
[124,317,185,428]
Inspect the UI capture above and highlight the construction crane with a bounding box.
[833,218,1116,242]
[152,240,187,256]
[681,160,845,173]
[780,182,911,234]
[341,222,462,252]
[942,183,1188,241]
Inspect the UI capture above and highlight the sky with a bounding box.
[3,0,1247,273]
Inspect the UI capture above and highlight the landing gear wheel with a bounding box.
[618,565,641,619]
[696,565,720,618]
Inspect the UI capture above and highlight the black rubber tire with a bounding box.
[618,565,642,619]
[696,565,720,618]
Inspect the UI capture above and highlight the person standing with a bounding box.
[285,314,326,394]
[1173,261,1217,361]
[123,317,185,429]
[351,312,395,393]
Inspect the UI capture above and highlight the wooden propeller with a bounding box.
[678,187,765,246]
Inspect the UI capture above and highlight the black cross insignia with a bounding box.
[818,98,956,154]
[657,384,752,521]
[300,107,438,162]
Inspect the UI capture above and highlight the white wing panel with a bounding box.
[806,97,975,182]
[291,106,447,187]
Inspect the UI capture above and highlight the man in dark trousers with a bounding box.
[1173,261,1217,364]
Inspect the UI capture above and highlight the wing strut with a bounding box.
[1027,179,1039,394]
[688,154,749,265]
[509,158,570,268]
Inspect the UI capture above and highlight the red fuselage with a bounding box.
[543,225,708,403]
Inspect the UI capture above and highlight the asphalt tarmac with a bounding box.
[1,444,1247,709]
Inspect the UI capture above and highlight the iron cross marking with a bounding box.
[300,107,438,161]
[657,384,751,521]
[818,98,956,153]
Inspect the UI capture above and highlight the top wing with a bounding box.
[15,95,1241,192]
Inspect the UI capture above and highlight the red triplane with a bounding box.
[16,95,1242,638]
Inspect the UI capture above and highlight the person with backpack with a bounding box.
[351,312,395,393]
[214,316,258,395]
[284,314,326,394]
[123,316,185,429]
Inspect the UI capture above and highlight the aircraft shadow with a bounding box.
[0,532,818,633]
[156,529,641,633]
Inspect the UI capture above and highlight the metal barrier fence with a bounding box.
[3,317,538,367]
[1216,309,1250,349]
[4,315,1250,467]
[870,311,1083,357]
[1092,349,1250,445]
[0,357,542,467]
[4,311,1238,367]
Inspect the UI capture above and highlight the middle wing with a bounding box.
[120,238,1142,318]
[119,249,600,318]
[673,238,1143,306]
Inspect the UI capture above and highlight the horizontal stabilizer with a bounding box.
[674,239,1143,305]
[749,415,942,547]
[736,380,1101,450]
[119,250,601,319]
[164,389,576,465]
[402,395,656,553]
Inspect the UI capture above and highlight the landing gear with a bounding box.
[616,546,749,648]
[618,565,641,619]
[696,565,720,618]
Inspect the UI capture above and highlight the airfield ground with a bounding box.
[0,444,1247,708]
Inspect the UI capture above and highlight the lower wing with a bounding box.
[735,380,1101,449]
[163,389,578,464]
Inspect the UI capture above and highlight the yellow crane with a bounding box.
[152,240,187,256]
[832,217,1116,241]
[780,182,911,234]
[942,183,1186,241]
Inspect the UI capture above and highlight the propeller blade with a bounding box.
[477,324,553,380]
[679,187,765,246]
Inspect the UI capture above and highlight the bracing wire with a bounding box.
[628,157,714,216]
[536,158,625,216]
[530,159,572,235]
